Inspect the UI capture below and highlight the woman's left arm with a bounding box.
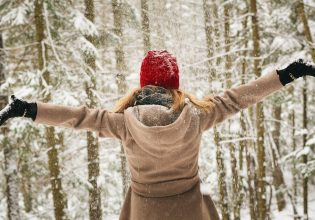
[0,96,126,139]
[34,102,126,139]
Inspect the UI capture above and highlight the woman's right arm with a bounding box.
[199,69,283,131]
[200,59,315,131]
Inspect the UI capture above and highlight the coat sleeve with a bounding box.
[34,102,126,139]
[200,70,284,131]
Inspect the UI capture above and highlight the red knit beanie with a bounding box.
[140,50,179,89]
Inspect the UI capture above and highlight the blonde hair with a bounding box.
[114,87,214,113]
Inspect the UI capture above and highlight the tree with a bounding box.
[297,1,314,219]
[249,0,267,219]
[209,1,230,219]
[83,0,103,219]
[288,86,300,219]
[238,8,257,220]
[19,137,33,213]
[202,0,214,78]
[214,128,230,220]
[223,3,242,219]
[0,31,21,220]
[34,1,67,219]
[152,0,166,49]
[112,0,129,197]
[141,0,151,53]
[270,101,286,211]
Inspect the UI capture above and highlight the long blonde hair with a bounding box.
[114,87,214,113]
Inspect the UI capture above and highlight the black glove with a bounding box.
[276,59,315,85]
[0,95,37,126]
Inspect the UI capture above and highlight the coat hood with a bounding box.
[124,104,197,146]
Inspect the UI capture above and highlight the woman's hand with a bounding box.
[276,59,315,85]
[0,95,37,126]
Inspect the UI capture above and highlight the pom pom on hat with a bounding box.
[140,50,179,89]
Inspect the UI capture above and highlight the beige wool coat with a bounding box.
[34,70,284,220]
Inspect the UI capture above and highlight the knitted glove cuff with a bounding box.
[276,69,296,86]
[24,102,37,121]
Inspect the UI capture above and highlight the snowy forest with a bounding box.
[0,0,315,219]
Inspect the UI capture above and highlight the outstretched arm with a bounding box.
[34,102,126,139]
[0,96,126,139]
[200,59,315,131]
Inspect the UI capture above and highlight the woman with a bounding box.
[1,50,315,220]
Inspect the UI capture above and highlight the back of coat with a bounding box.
[120,103,220,220]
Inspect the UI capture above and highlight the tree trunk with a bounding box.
[34,0,67,220]
[301,74,308,220]
[20,143,33,213]
[3,137,21,220]
[86,131,102,220]
[202,0,213,78]
[213,0,221,66]
[246,144,258,220]
[224,3,240,220]
[112,0,129,197]
[298,0,315,61]
[141,0,151,53]
[239,9,251,219]
[112,0,127,93]
[288,86,300,219]
[152,0,166,49]
[209,2,229,219]
[271,105,286,211]
[214,127,230,220]
[0,32,21,220]
[83,0,103,219]
[240,13,257,219]
[249,0,267,219]
[297,1,315,219]
[239,9,249,172]
[34,1,67,219]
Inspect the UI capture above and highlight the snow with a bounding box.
[77,36,99,57]
[0,4,28,26]
[296,147,311,159]
[306,137,315,146]
[73,10,99,36]
[270,36,301,53]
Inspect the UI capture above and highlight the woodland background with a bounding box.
[0,0,315,219]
